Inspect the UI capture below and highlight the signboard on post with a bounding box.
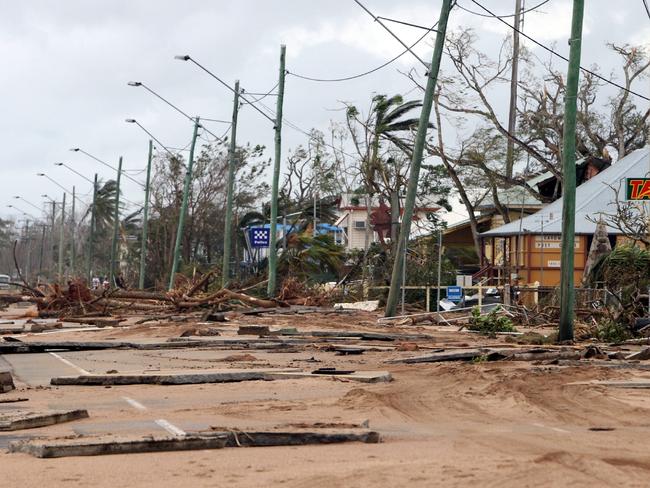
[446,285,463,302]
[626,178,650,201]
[249,227,270,248]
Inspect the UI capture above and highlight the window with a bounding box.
[353,220,366,230]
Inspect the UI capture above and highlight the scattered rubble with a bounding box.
[0,370,15,393]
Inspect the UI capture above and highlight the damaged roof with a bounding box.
[480,147,650,237]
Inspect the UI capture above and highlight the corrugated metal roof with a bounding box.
[480,147,650,237]
[477,171,549,209]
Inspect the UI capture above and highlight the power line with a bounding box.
[643,0,650,20]
[241,82,279,104]
[71,148,146,188]
[466,0,650,102]
[456,0,552,18]
[253,98,360,160]
[129,82,227,142]
[376,16,440,32]
[200,117,231,124]
[353,0,429,68]
[287,21,437,83]
[175,57,277,125]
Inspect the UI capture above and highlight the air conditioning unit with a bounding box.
[353,220,366,230]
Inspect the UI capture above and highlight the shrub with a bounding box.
[467,306,516,334]
[595,319,630,343]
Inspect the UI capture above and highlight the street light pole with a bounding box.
[49,200,56,279]
[39,224,46,281]
[169,118,201,291]
[138,141,153,289]
[222,80,240,288]
[86,174,98,281]
[70,185,76,275]
[110,157,123,287]
[267,45,286,297]
[58,192,66,281]
[23,220,31,284]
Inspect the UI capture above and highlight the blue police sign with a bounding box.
[249,227,270,248]
[446,285,463,302]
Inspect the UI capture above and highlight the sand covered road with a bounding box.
[2,308,650,486]
[2,361,650,486]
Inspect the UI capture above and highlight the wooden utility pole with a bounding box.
[222,81,240,288]
[110,157,123,287]
[505,0,522,179]
[139,140,153,289]
[267,45,286,297]
[558,0,585,341]
[385,0,453,317]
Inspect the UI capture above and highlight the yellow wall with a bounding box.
[515,234,587,286]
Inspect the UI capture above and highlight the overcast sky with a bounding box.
[2,0,649,224]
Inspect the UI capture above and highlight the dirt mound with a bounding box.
[218,354,258,362]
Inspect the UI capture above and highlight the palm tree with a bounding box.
[83,179,121,234]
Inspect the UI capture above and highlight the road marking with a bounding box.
[532,422,569,434]
[155,419,186,437]
[122,396,148,411]
[49,352,90,375]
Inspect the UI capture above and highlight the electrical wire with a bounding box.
[466,0,650,102]
[200,117,231,124]
[456,0,551,18]
[137,83,227,142]
[353,0,429,68]
[643,0,650,20]
[375,16,440,31]
[252,98,360,160]
[287,21,436,83]
[182,58,277,125]
[241,82,279,104]
[218,123,232,141]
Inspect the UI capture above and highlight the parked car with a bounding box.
[0,274,10,290]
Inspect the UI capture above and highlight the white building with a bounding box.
[334,193,440,251]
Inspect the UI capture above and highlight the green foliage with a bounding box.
[278,232,344,283]
[472,354,490,364]
[588,245,650,327]
[595,319,630,343]
[468,306,516,334]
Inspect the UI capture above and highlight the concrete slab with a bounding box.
[50,368,299,386]
[0,370,15,392]
[1,352,86,386]
[72,420,170,437]
[202,429,381,447]
[569,380,650,389]
[268,370,393,384]
[0,409,88,431]
[9,434,228,458]
[0,434,33,450]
